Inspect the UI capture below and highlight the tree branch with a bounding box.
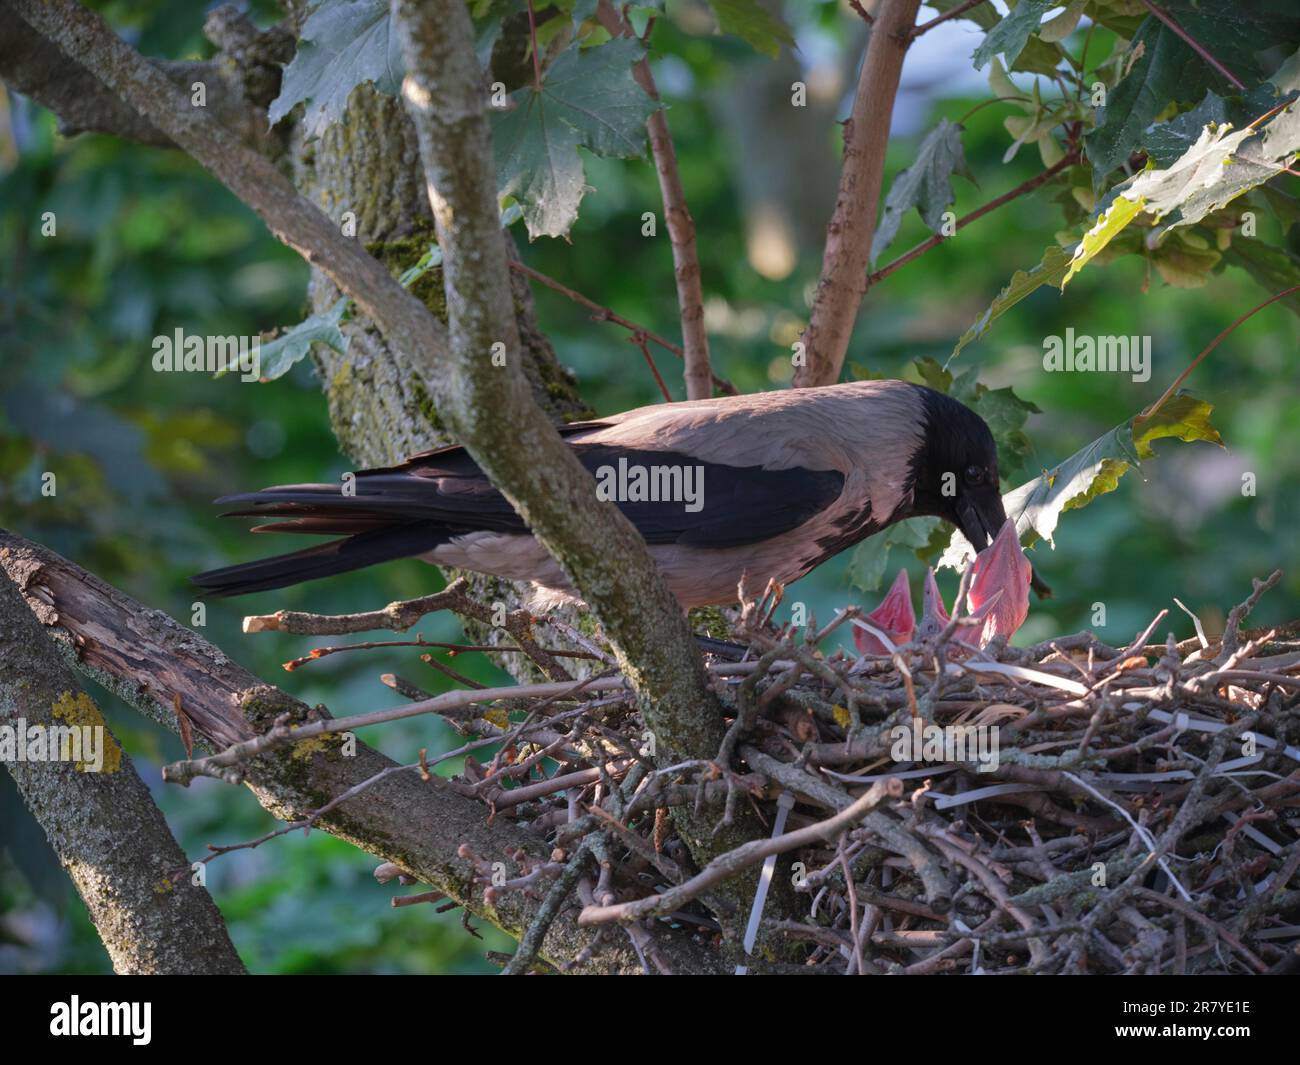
[0,529,724,974]
[0,561,246,974]
[578,776,903,926]
[12,0,723,807]
[390,0,722,762]
[867,148,1080,284]
[391,0,776,942]
[596,0,713,399]
[912,0,989,38]
[794,0,922,388]
[0,1,283,148]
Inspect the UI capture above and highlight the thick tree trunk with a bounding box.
[289,81,594,680]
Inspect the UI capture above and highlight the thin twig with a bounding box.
[1137,0,1245,91]
[911,0,988,38]
[508,259,737,394]
[868,150,1080,285]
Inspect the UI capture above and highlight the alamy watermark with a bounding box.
[50,997,151,1045]
[594,458,705,513]
[1043,328,1150,383]
[0,719,107,772]
[152,328,261,382]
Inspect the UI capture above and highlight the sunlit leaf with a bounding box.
[938,393,1223,569]
[257,298,351,382]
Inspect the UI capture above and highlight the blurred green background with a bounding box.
[1,0,1297,973]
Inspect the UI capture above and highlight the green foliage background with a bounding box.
[1,0,1297,974]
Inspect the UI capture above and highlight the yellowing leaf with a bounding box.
[1062,194,1145,287]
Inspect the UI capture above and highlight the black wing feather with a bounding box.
[215,444,843,549]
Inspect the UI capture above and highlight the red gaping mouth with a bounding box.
[853,520,1031,655]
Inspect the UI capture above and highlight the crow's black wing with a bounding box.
[216,442,845,549]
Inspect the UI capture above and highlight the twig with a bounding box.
[507,260,737,394]
[911,0,988,38]
[1137,0,1246,91]
[847,0,874,25]
[162,674,628,785]
[595,1,713,400]
[502,841,594,974]
[577,777,903,925]
[631,332,673,402]
[868,150,1080,285]
[1139,287,1300,424]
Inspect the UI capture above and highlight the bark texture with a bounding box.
[0,530,724,974]
[0,557,246,974]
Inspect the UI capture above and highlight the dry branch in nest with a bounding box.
[172,567,1300,975]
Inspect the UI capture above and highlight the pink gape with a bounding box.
[853,520,1031,654]
[852,568,914,654]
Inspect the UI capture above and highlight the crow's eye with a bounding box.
[964,464,985,485]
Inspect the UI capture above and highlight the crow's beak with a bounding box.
[956,487,1007,554]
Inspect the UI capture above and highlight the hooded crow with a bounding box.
[193,380,1010,610]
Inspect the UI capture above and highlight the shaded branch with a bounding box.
[0,0,285,148]
[596,0,713,399]
[0,561,246,974]
[391,2,787,948]
[390,0,726,781]
[0,529,723,974]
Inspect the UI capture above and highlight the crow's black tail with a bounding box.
[192,523,444,597]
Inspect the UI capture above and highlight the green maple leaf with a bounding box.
[494,39,657,239]
[938,394,1223,569]
[268,0,404,138]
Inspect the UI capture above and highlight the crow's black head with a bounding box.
[906,385,1006,552]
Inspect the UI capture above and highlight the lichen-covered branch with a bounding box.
[0,530,724,974]
[390,0,722,771]
[0,0,284,148]
[0,560,246,974]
